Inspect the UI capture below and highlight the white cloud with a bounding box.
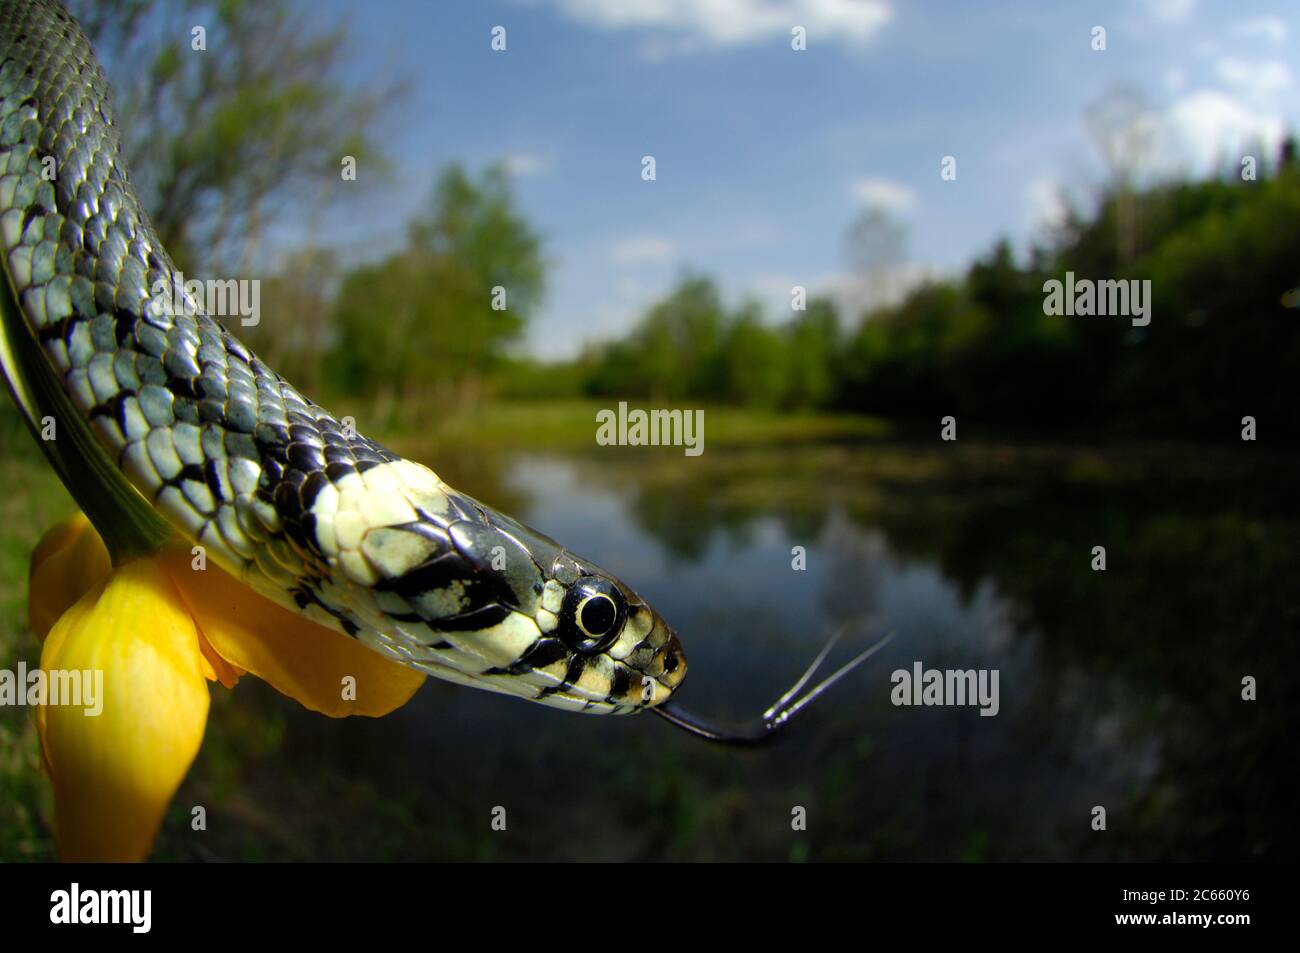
[1166,90,1284,169]
[609,235,677,264]
[501,153,553,177]
[543,0,891,48]
[1144,0,1196,24]
[1214,57,1293,97]
[851,177,916,212]
[1231,16,1288,44]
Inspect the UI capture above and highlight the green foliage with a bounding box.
[327,165,545,406]
[490,357,591,402]
[784,299,840,409]
[0,410,75,861]
[240,248,339,397]
[723,304,788,408]
[626,275,728,400]
[584,275,841,410]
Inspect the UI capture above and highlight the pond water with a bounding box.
[160,441,1297,861]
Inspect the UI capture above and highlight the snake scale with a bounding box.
[0,0,688,717]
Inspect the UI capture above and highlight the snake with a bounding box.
[0,0,885,743]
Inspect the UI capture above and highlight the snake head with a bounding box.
[535,558,688,711]
[383,484,687,715]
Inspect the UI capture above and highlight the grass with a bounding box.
[0,419,76,860]
[374,397,892,456]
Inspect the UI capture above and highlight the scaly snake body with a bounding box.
[0,0,686,716]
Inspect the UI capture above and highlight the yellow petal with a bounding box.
[160,549,425,718]
[28,512,111,640]
[39,558,209,862]
[195,627,245,689]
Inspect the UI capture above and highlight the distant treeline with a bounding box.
[244,146,1300,442]
[539,142,1300,440]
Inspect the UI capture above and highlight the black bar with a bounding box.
[0,862,1277,940]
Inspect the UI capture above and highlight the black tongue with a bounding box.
[651,703,774,745]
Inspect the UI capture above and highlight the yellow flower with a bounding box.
[30,512,426,862]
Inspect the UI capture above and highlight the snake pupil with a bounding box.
[580,594,616,636]
[559,576,626,654]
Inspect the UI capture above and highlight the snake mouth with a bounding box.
[607,602,686,708]
[644,628,687,702]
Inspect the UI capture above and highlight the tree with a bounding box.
[845,205,908,313]
[241,247,340,397]
[328,165,545,412]
[784,298,840,408]
[1084,85,1162,264]
[627,275,729,400]
[722,304,787,408]
[67,0,399,273]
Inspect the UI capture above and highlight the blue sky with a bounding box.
[307,0,1300,359]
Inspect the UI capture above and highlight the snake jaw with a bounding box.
[640,621,688,704]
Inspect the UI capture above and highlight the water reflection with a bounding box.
[158,443,1297,861]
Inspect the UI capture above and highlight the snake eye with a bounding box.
[579,593,617,636]
[560,576,626,654]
